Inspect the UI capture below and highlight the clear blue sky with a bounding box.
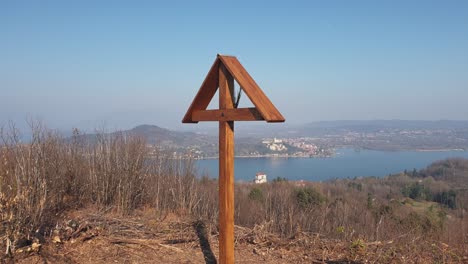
[1,1,467,131]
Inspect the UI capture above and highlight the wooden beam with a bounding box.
[182,59,219,123]
[218,63,235,264]
[192,108,264,122]
[218,55,285,123]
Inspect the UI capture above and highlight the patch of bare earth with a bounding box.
[3,208,467,264]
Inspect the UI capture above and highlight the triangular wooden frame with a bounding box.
[182,54,285,123]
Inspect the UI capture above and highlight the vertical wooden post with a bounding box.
[218,63,235,264]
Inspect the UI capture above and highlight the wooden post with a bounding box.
[218,63,235,264]
[182,55,285,264]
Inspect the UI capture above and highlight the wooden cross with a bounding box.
[182,54,285,264]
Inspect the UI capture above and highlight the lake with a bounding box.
[196,149,468,182]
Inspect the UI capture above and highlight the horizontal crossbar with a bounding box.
[192,108,264,122]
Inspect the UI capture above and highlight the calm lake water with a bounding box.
[196,149,468,182]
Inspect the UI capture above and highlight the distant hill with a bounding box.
[75,124,216,150]
[128,125,214,147]
[289,120,468,151]
[418,158,468,189]
[303,120,468,131]
[198,120,468,138]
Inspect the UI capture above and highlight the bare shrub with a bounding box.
[0,121,71,253]
[86,131,148,213]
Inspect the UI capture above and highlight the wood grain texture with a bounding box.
[218,55,285,123]
[218,63,235,264]
[182,59,219,123]
[192,108,264,122]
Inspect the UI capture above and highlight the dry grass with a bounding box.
[6,207,467,264]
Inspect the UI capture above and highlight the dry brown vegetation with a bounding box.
[1,122,468,263]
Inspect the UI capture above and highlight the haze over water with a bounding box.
[196,149,468,182]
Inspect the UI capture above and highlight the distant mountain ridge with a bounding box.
[126,124,214,147]
[296,120,468,136]
[304,120,468,129]
[87,120,468,141]
[73,124,215,150]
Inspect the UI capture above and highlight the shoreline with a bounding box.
[192,148,467,160]
[194,154,334,160]
[415,148,466,152]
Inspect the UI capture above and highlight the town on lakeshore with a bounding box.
[164,137,335,160]
[134,121,468,160]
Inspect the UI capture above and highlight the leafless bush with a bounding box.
[86,131,148,213]
[0,121,71,253]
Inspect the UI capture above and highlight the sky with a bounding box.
[1,1,467,132]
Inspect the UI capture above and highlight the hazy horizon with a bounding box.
[4,119,468,137]
[1,1,467,132]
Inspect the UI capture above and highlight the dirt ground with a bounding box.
[3,208,466,264]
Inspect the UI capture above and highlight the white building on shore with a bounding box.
[254,172,267,184]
